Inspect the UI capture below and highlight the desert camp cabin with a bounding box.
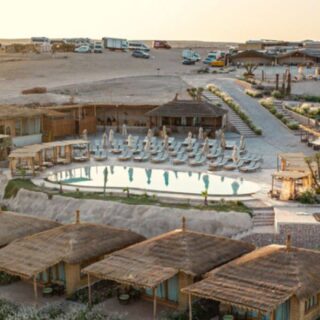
[0,212,145,296]
[84,219,255,318]
[183,237,320,320]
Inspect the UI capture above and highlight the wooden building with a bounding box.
[0,105,44,147]
[0,211,60,248]
[8,139,90,176]
[146,99,227,136]
[277,49,320,66]
[271,153,312,200]
[84,219,254,319]
[183,239,320,320]
[43,105,97,141]
[0,212,145,297]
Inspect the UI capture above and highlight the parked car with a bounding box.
[182,59,196,65]
[93,42,103,53]
[203,57,215,64]
[132,50,150,59]
[75,45,91,53]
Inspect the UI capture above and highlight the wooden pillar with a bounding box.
[31,157,35,177]
[88,274,92,306]
[271,310,275,320]
[188,294,192,320]
[33,276,38,302]
[153,287,157,320]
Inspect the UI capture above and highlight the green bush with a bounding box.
[297,190,319,204]
[0,272,19,286]
[271,90,284,99]
[275,113,284,120]
[287,122,300,130]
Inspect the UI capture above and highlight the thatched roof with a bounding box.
[0,105,44,120]
[182,244,320,313]
[278,152,309,172]
[0,211,60,247]
[273,171,310,180]
[9,139,90,159]
[230,50,275,60]
[146,99,227,118]
[84,229,255,289]
[0,222,145,278]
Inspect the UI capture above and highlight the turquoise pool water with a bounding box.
[47,165,260,196]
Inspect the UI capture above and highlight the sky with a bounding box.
[1,0,320,42]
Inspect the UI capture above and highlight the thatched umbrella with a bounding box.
[162,125,167,138]
[239,135,246,151]
[164,134,169,150]
[147,128,153,139]
[122,124,128,137]
[202,137,209,154]
[102,132,108,150]
[222,114,227,128]
[82,129,88,141]
[187,131,192,148]
[220,132,226,150]
[232,145,239,163]
[315,66,320,77]
[144,139,151,152]
[198,127,204,140]
[298,66,305,80]
[127,134,133,148]
[109,129,114,145]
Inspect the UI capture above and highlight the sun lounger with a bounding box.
[239,161,261,172]
[224,159,245,170]
[208,157,231,171]
[94,151,107,161]
[173,153,188,165]
[118,150,133,161]
[133,152,149,162]
[72,156,87,163]
[189,154,206,166]
[207,148,222,160]
[151,152,168,163]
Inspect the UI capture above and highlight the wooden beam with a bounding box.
[88,274,92,306]
[153,287,157,320]
[188,294,193,320]
[33,276,38,303]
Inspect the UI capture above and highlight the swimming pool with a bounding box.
[47,165,260,196]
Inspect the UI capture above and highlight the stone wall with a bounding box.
[242,223,320,250]
[3,189,252,238]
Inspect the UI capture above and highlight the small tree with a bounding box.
[201,190,209,206]
[305,153,320,192]
[123,187,130,198]
[243,63,258,77]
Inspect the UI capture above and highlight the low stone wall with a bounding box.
[242,223,320,249]
[3,189,252,238]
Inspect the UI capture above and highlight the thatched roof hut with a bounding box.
[84,227,255,289]
[182,242,320,314]
[0,105,45,120]
[146,99,227,118]
[0,211,60,248]
[0,220,145,279]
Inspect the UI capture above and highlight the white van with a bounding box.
[128,41,150,52]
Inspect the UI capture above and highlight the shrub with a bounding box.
[287,122,300,130]
[245,89,263,98]
[271,90,284,99]
[297,190,319,204]
[275,113,284,120]
[0,272,19,286]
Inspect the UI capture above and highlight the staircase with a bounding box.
[203,90,257,138]
[243,199,275,228]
